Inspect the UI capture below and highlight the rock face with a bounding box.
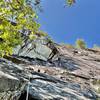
[0,45,100,100]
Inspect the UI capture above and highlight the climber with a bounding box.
[44,40,59,61]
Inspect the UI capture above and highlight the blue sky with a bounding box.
[38,0,100,48]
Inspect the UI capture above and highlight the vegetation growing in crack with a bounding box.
[75,39,87,49]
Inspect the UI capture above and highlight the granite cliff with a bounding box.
[0,42,100,100]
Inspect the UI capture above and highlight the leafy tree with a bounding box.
[75,39,87,49]
[0,0,45,57]
[0,0,75,57]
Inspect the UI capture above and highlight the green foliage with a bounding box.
[75,39,86,49]
[0,0,75,57]
[92,79,100,85]
[66,0,75,5]
[92,80,100,94]
[0,0,46,57]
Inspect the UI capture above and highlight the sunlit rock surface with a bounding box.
[0,44,100,100]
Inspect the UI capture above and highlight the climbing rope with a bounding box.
[26,73,31,100]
